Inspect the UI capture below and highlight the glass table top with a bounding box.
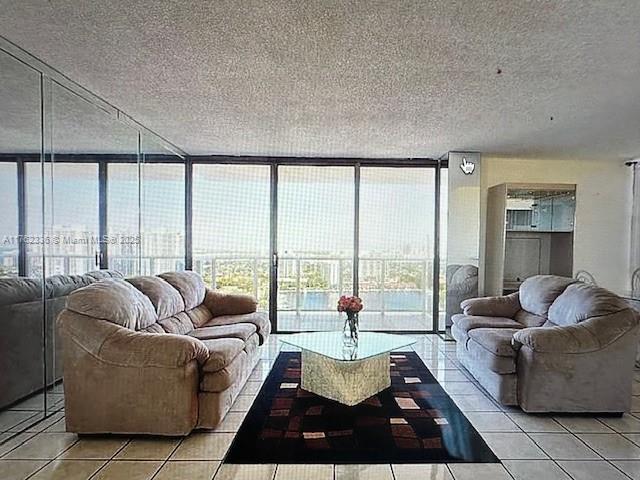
[279,332,417,361]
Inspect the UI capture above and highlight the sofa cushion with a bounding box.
[142,323,165,334]
[46,274,93,298]
[201,338,245,372]
[468,328,520,357]
[519,275,576,317]
[244,332,260,356]
[66,279,157,330]
[186,304,213,328]
[204,290,258,318]
[159,271,206,310]
[200,350,248,392]
[548,282,631,326]
[189,323,257,342]
[204,312,271,343]
[467,342,516,374]
[158,312,195,335]
[461,293,520,318]
[83,270,124,282]
[127,276,185,320]
[467,331,518,375]
[451,323,468,344]
[451,314,524,334]
[514,310,547,328]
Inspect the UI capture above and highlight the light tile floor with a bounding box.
[1,334,640,479]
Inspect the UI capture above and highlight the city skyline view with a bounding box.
[0,161,447,319]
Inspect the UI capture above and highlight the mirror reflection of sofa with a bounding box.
[445,264,479,328]
[0,270,123,409]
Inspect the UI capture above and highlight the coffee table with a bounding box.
[279,331,416,406]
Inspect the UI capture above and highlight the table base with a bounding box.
[300,350,391,406]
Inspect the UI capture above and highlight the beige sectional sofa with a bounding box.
[58,271,270,435]
[452,275,639,413]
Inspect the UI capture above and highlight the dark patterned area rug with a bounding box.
[224,351,498,464]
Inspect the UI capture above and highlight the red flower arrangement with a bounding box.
[338,296,362,345]
[337,295,363,314]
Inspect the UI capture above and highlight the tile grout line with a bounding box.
[85,437,133,480]
[20,431,82,480]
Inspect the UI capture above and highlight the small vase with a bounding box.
[342,312,359,347]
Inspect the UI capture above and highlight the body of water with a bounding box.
[279,289,429,312]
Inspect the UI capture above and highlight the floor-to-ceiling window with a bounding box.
[277,166,355,331]
[24,162,100,276]
[45,163,100,276]
[107,162,141,276]
[359,167,436,331]
[16,156,446,335]
[140,160,185,275]
[192,164,271,309]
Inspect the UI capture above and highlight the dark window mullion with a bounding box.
[185,158,193,271]
[98,161,108,269]
[432,160,442,333]
[269,163,278,332]
[17,158,27,276]
[353,163,360,297]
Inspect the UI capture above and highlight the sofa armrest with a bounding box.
[99,330,210,368]
[461,292,520,318]
[512,309,639,354]
[203,288,258,318]
[59,310,210,368]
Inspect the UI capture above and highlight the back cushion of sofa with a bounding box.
[519,275,576,317]
[127,276,185,320]
[46,274,93,298]
[159,271,206,310]
[158,312,194,335]
[84,270,124,282]
[66,279,157,330]
[186,304,213,328]
[548,282,630,326]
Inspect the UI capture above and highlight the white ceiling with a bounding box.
[1,0,639,159]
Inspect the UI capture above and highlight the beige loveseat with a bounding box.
[452,275,639,413]
[58,271,270,435]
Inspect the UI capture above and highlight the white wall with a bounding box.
[479,156,633,294]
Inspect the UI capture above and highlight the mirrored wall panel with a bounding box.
[0,42,182,442]
[0,50,46,434]
[140,135,185,275]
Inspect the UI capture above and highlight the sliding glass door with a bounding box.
[277,166,355,331]
[192,164,271,309]
[274,164,439,332]
[358,167,436,331]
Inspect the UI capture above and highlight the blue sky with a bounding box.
[0,163,446,257]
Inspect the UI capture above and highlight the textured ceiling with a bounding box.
[1,0,639,159]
